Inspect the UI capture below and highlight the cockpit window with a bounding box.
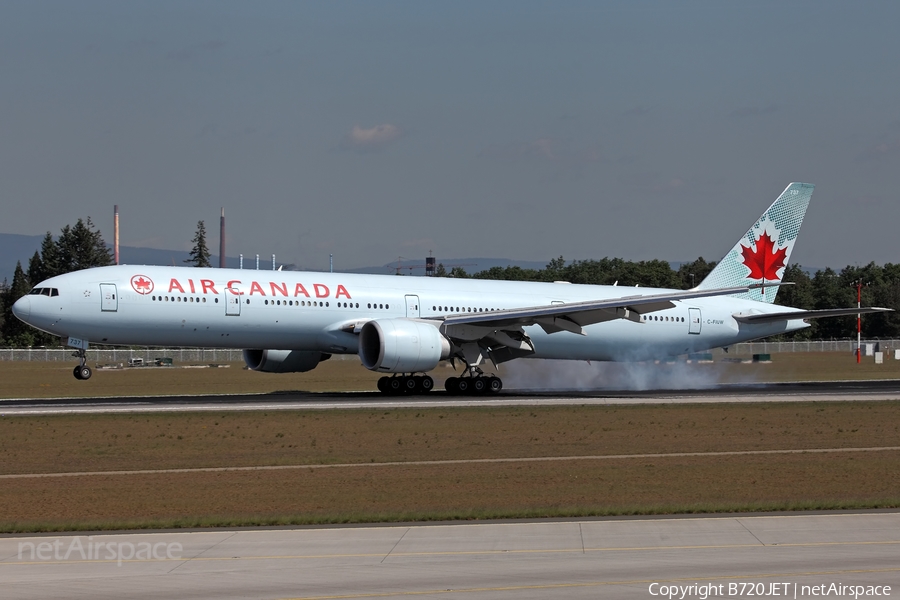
[27,287,58,296]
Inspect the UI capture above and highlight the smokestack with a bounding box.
[114,205,120,265]
[219,208,226,269]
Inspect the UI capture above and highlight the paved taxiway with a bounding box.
[2,512,898,599]
[2,379,899,415]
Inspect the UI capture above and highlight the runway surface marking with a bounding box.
[276,568,900,600]
[5,539,900,567]
[4,384,900,415]
[4,445,899,479]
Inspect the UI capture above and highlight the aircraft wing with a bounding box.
[732,307,893,325]
[439,284,773,336]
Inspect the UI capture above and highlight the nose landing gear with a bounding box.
[72,348,92,380]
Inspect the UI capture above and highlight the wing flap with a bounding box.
[441,284,767,332]
[733,307,893,324]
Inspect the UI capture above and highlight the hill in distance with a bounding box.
[0,233,550,282]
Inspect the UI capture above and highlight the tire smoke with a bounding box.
[501,358,724,392]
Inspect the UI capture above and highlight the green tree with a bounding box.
[54,217,114,274]
[434,263,448,277]
[675,257,717,289]
[185,220,212,267]
[37,232,60,279]
[26,251,43,288]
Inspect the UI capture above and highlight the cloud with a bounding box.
[168,41,226,61]
[857,139,900,162]
[729,105,778,118]
[340,124,404,152]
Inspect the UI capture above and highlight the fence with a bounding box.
[720,339,900,355]
[1,340,898,363]
[0,348,245,363]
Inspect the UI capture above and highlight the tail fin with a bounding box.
[696,182,814,303]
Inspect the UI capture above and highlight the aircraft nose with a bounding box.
[12,296,31,321]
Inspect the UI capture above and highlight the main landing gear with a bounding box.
[72,348,92,380]
[377,375,435,395]
[376,373,503,395]
[444,375,502,395]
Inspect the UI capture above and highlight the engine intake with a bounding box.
[243,349,330,373]
[359,318,450,373]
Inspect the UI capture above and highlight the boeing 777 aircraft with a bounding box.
[12,183,890,394]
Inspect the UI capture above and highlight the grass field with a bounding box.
[2,351,900,399]
[2,401,899,532]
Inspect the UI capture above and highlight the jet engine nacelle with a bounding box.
[359,318,451,373]
[243,349,330,373]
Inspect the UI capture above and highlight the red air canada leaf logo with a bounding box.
[131,275,154,295]
[740,229,787,281]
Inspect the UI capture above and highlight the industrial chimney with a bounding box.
[114,205,120,265]
[219,208,226,269]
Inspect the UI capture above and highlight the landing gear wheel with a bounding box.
[74,365,83,380]
[420,376,434,393]
[404,376,418,393]
[456,378,470,394]
[77,365,92,381]
[488,376,503,393]
[444,377,459,394]
[472,377,487,394]
[387,377,403,395]
[377,377,388,393]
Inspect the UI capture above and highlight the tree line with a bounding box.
[2,217,898,345]
[436,257,900,341]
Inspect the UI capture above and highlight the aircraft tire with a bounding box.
[404,376,419,393]
[472,377,487,394]
[456,378,470,394]
[78,365,92,381]
[444,377,459,394]
[488,376,503,393]
[377,377,388,393]
[420,376,434,393]
[387,377,403,395]
[73,366,83,380]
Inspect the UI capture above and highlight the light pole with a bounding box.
[851,280,868,363]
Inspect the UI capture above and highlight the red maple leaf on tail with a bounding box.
[740,230,787,281]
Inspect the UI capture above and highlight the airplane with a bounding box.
[12,182,891,394]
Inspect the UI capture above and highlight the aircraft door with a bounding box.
[688,308,702,334]
[226,288,242,316]
[100,284,118,312]
[405,295,420,318]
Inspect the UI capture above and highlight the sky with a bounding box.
[1,1,899,272]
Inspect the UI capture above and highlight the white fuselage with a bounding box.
[15,265,806,363]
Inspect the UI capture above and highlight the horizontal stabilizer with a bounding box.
[733,307,893,325]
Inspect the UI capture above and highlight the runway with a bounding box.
[2,512,898,599]
[2,379,900,415]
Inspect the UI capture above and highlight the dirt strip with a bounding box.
[5,445,900,479]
